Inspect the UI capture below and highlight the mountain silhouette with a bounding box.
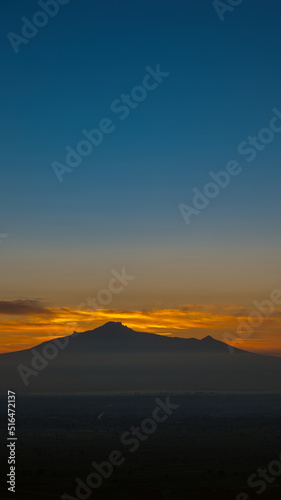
[1,322,280,394]
[56,321,245,353]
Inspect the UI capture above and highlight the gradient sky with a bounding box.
[1,0,281,354]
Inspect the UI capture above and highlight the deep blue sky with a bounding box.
[1,0,281,310]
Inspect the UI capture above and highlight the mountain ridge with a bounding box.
[1,321,280,394]
[0,321,249,357]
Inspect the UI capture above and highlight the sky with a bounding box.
[1,0,281,355]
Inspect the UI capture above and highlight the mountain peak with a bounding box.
[201,335,216,342]
[99,321,130,332]
[103,321,125,327]
[89,321,132,336]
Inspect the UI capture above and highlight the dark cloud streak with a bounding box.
[0,300,53,316]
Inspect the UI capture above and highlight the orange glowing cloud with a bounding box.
[0,300,281,356]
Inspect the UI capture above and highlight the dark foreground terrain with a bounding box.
[1,393,281,499]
